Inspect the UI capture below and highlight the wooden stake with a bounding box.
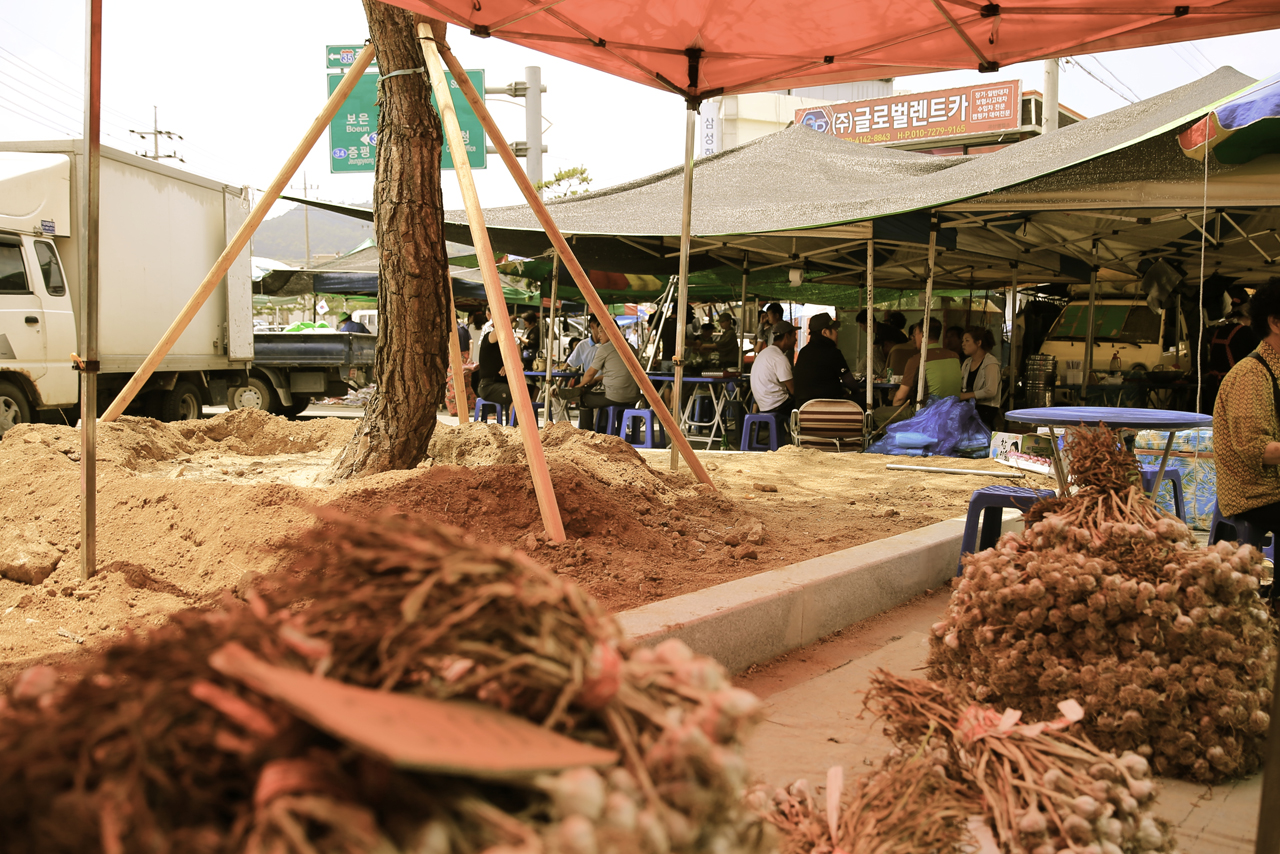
[447,281,469,423]
[432,31,714,487]
[101,42,377,423]
[419,24,566,542]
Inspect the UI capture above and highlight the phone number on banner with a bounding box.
[853,123,968,144]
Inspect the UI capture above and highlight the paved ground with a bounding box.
[736,592,1265,854]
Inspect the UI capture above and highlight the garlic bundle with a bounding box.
[928,426,1276,782]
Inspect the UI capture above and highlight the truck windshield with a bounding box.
[1047,303,1161,344]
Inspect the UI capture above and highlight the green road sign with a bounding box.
[433,70,487,170]
[326,68,486,173]
[328,72,378,173]
[326,45,377,69]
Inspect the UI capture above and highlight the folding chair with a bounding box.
[789,398,864,453]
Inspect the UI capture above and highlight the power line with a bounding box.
[0,94,79,137]
[1087,55,1142,102]
[1063,57,1136,104]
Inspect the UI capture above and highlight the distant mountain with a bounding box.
[252,202,373,265]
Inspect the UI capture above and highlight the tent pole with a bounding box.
[670,107,696,471]
[738,257,748,375]
[916,218,938,405]
[420,26,566,541]
[447,278,469,423]
[79,0,102,582]
[647,278,675,372]
[1082,240,1099,400]
[434,31,712,487]
[545,251,558,421]
[866,239,874,413]
[102,42,376,422]
[1009,265,1019,410]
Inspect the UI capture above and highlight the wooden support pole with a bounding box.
[419,24,566,541]
[447,280,469,423]
[669,108,695,471]
[544,252,559,421]
[102,42,377,422]
[431,30,713,487]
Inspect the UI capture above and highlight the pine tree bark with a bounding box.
[334,2,448,478]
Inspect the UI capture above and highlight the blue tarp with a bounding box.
[868,395,992,458]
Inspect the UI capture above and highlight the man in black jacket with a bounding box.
[793,313,857,407]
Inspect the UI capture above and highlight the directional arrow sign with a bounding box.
[327,44,377,69]
[328,72,378,173]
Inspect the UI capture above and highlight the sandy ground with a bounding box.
[0,409,1052,682]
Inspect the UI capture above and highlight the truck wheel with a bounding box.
[0,381,32,438]
[158,381,203,422]
[280,396,311,419]
[227,378,278,413]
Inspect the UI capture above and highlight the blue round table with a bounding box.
[1003,407,1212,495]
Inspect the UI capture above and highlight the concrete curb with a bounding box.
[617,510,1022,673]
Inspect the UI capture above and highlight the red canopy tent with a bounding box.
[377,1,1280,101]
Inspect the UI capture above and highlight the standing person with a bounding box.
[958,326,1002,429]
[944,326,966,364]
[456,319,472,360]
[475,306,512,409]
[519,310,542,369]
[793,313,856,407]
[1206,286,1260,413]
[1214,278,1280,565]
[557,316,642,432]
[751,320,797,440]
[754,303,785,353]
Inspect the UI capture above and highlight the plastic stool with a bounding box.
[1139,466,1186,522]
[509,401,544,428]
[741,413,779,452]
[1209,505,1276,562]
[594,405,625,436]
[691,395,716,434]
[474,397,508,425]
[622,408,666,448]
[958,485,1057,575]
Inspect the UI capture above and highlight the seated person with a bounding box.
[750,320,798,440]
[886,335,918,377]
[872,317,961,428]
[958,326,1001,429]
[475,306,512,407]
[714,311,740,367]
[557,316,642,431]
[793,312,857,407]
[566,330,598,387]
[694,322,718,353]
[754,302,784,353]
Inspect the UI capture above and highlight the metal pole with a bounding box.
[866,239,875,412]
[525,66,543,193]
[669,107,696,471]
[1010,266,1019,407]
[79,0,102,583]
[302,171,311,266]
[1082,240,1099,400]
[1256,644,1280,854]
[544,251,558,422]
[916,218,938,405]
[738,257,748,375]
[1043,59,1060,133]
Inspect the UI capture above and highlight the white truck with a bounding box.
[0,141,373,436]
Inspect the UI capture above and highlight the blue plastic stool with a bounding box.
[622,408,666,448]
[474,397,508,425]
[509,401,544,428]
[958,485,1057,575]
[741,413,779,452]
[1209,505,1276,562]
[594,405,625,436]
[691,395,716,434]
[1139,466,1186,522]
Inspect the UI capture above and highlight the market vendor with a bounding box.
[1213,277,1280,556]
[958,326,1001,429]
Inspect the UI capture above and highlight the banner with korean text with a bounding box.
[795,81,1021,146]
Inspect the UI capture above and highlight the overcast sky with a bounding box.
[2,2,1276,222]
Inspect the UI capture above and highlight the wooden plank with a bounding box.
[419,25,565,541]
[101,44,378,422]
[209,643,617,778]
[429,23,713,488]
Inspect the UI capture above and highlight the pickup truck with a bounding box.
[0,141,372,436]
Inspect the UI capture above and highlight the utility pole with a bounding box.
[484,66,547,195]
[129,106,183,161]
[1043,59,1060,133]
[288,171,319,266]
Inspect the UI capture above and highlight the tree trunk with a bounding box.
[334,2,448,478]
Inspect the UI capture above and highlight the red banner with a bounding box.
[795,81,1021,146]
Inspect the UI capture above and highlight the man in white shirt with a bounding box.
[750,320,797,441]
[566,333,598,373]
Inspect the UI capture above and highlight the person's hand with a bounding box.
[498,366,506,377]
[1263,441,1280,466]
